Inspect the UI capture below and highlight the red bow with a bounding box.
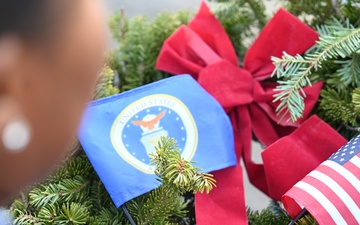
[156,3,325,224]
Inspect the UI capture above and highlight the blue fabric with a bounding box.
[78,75,236,207]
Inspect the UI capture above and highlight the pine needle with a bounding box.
[272,19,360,122]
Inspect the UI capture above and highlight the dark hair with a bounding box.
[0,0,73,42]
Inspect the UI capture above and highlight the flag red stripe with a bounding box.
[344,160,360,176]
[287,186,337,225]
[302,175,358,224]
[316,165,360,208]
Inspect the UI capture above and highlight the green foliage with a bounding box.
[319,87,360,136]
[247,201,320,225]
[108,10,191,92]
[10,142,198,225]
[297,214,319,225]
[94,66,119,99]
[353,88,360,112]
[285,0,360,26]
[319,88,359,125]
[272,18,360,122]
[126,186,187,225]
[150,137,216,194]
[334,53,360,87]
[12,153,100,225]
[210,0,267,61]
[247,201,291,225]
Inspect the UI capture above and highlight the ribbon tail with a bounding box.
[262,115,347,200]
[195,109,249,225]
[235,106,269,195]
[249,103,282,147]
[195,165,248,225]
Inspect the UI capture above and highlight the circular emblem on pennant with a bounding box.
[111,94,198,174]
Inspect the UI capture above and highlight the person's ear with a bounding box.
[0,36,32,154]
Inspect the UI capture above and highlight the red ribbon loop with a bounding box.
[156,2,326,224]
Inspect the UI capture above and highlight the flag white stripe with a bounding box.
[350,155,360,169]
[308,171,360,223]
[322,161,360,190]
[295,181,347,225]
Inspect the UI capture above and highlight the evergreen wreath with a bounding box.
[10,1,360,224]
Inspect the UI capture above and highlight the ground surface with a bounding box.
[103,0,281,211]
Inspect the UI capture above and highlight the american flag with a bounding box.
[283,135,360,225]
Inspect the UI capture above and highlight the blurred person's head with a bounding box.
[0,0,106,204]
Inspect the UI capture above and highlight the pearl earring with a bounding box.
[2,117,31,153]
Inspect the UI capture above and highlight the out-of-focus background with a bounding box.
[102,0,281,211]
[103,0,279,18]
[103,0,202,18]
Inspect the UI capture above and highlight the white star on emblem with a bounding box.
[341,153,346,156]
[343,148,348,151]
[333,156,338,159]
[182,138,185,141]
[142,158,145,162]
[132,152,136,155]
[127,124,130,128]
[135,115,139,118]
[353,141,357,144]
[335,151,339,155]
[351,146,356,149]
[147,109,150,113]
[168,110,172,114]
[176,117,180,121]
[350,151,354,154]
[340,158,345,162]
[158,107,162,111]
[126,144,129,147]
[181,126,184,130]
[123,135,127,138]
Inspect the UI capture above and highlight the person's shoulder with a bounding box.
[0,208,12,225]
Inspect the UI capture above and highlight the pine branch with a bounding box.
[352,88,360,113]
[245,0,267,28]
[13,213,41,225]
[108,11,190,92]
[319,88,359,126]
[29,176,90,208]
[247,201,291,225]
[272,20,360,122]
[94,66,119,99]
[334,53,360,87]
[150,137,216,194]
[127,186,187,225]
[55,202,90,224]
[296,214,318,225]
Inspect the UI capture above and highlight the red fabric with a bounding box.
[195,166,248,225]
[262,115,347,200]
[156,2,330,224]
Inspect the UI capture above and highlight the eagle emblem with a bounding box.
[132,110,166,132]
